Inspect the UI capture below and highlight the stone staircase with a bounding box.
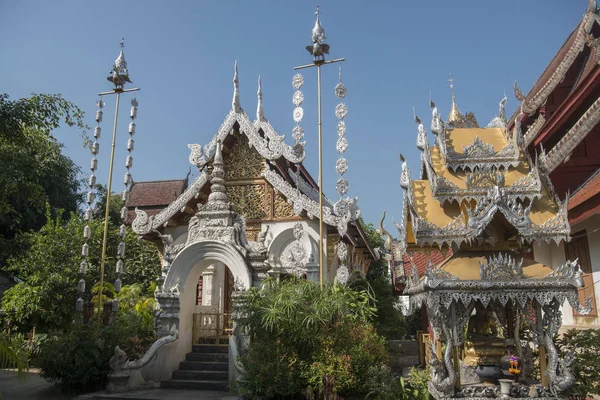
[161,340,229,391]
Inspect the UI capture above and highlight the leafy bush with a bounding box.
[235,277,389,399]
[556,328,600,399]
[367,376,428,400]
[38,308,156,394]
[1,211,160,334]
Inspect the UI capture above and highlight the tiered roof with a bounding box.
[397,98,570,255]
[127,62,376,261]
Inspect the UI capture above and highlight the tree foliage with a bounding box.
[1,209,161,333]
[235,277,389,398]
[0,93,87,264]
[358,218,408,339]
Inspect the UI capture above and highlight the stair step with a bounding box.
[186,352,229,362]
[172,369,228,380]
[179,360,229,371]
[195,337,229,346]
[161,379,228,391]
[192,344,229,353]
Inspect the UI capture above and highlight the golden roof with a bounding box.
[438,251,553,280]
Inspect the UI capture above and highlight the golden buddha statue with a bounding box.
[463,303,506,367]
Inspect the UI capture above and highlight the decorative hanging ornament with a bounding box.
[77,98,104,312]
[333,65,352,283]
[287,73,308,275]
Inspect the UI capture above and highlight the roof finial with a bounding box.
[588,0,597,13]
[232,61,241,112]
[447,73,462,124]
[107,37,131,89]
[306,5,330,62]
[257,75,265,121]
[207,141,228,205]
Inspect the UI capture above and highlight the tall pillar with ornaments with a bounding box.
[77,38,141,321]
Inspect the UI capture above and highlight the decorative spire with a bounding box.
[256,76,265,121]
[232,61,241,112]
[399,152,411,190]
[312,5,326,44]
[430,99,442,134]
[305,5,330,62]
[414,110,427,151]
[589,0,597,13]
[107,38,132,88]
[447,73,462,124]
[208,142,228,204]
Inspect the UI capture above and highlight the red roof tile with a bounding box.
[569,169,600,210]
[128,179,187,208]
[402,250,451,278]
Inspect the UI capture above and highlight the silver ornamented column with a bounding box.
[289,72,309,277]
[112,97,138,312]
[92,38,140,319]
[334,66,349,284]
[77,98,105,312]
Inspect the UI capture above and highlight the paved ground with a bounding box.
[75,389,239,400]
[1,370,239,400]
[0,370,70,400]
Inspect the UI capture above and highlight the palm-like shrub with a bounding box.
[235,277,389,399]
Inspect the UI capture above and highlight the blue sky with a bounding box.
[0,1,586,229]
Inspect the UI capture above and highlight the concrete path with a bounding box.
[75,389,239,400]
[0,369,70,400]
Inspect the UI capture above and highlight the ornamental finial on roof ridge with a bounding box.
[257,76,265,122]
[447,73,463,124]
[232,61,241,112]
[589,0,597,13]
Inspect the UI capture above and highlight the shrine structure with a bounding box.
[384,83,592,397]
[105,63,376,391]
[509,0,600,328]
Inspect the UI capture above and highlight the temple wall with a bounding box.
[534,216,600,330]
[569,215,600,329]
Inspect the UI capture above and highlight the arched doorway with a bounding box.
[161,240,252,366]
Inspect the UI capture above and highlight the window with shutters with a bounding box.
[565,230,597,317]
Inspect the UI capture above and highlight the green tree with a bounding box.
[0,93,87,264]
[1,210,161,333]
[357,219,408,339]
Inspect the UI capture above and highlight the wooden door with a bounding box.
[565,230,597,316]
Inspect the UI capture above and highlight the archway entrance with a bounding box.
[161,240,252,365]
[193,263,235,345]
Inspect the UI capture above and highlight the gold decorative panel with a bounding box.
[265,186,274,219]
[246,223,261,241]
[224,133,264,180]
[226,184,266,220]
[274,191,295,219]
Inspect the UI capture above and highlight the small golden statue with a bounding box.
[463,303,506,367]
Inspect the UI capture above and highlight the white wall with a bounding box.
[534,214,600,329]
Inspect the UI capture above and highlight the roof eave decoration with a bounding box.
[132,62,355,235]
[443,135,520,172]
[466,185,570,245]
[402,254,592,316]
[521,9,600,115]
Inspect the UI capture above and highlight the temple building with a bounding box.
[384,74,591,396]
[108,62,376,391]
[508,0,600,328]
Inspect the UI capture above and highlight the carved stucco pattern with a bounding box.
[132,170,209,235]
[546,94,600,172]
[245,223,261,241]
[265,185,274,219]
[274,191,295,218]
[226,185,265,220]
[523,114,546,147]
[224,133,264,180]
[522,12,598,115]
